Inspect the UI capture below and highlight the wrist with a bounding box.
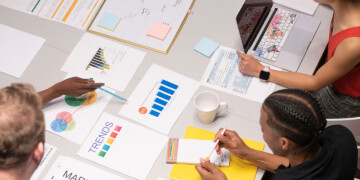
[259,66,270,81]
[51,83,64,97]
[237,146,252,160]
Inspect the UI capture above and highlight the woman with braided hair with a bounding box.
[195,89,358,180]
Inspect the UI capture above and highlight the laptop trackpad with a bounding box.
[282,27,313,56]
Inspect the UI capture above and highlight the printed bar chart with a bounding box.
[86,48,110,71]
[148,80,179,117]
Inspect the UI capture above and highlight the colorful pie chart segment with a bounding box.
[65,91,98,107]
[51,111,76,133]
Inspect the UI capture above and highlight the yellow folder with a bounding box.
[169,126,265,180]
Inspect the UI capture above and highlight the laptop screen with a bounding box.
[236,0,272,53]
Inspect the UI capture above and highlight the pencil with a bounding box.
[206,127,227,161]
[98,87,127,102]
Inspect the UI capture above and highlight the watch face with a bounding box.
[260,70,270,80]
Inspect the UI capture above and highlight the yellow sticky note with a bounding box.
[169,126,265,180]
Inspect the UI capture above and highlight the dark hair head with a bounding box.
[263,89,326,149]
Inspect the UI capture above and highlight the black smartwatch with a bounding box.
[259,66,270,81]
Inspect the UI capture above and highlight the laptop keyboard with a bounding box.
[252,8,297,61]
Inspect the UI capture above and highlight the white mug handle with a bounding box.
[217,101,228,116]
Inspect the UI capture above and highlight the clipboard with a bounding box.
[87,0,196,54]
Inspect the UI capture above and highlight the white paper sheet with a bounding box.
[77,113,168,180]
[119,64,200,134]
[37,0,104,30]
[177,139,230,166]
[201,46,278,103]
[30,143,57,180]
[0,0,47,15]
[88,0,194,53]
[44,156,124,180]
[0,24,45,78]
[61,33,146,92]
[274,0,319,15]
[43,83,112,145]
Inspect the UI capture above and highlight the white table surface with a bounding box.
[0,1,333,179]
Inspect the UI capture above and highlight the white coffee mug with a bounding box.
[194,91,228,124]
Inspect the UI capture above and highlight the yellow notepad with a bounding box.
[169,126,265,180]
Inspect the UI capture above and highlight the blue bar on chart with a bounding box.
[157,92,171,100]
[148,79,179,117]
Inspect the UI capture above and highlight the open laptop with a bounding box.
[236,0,320,72]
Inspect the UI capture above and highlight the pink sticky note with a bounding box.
[114,125,122,132]
[147,22,171,40]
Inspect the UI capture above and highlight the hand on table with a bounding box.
[195,158,227,180]
[53,77,104,97]
[39,77,104,104]
[214,128,251,159]
[237,51,264,77]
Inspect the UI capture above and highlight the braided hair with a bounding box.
[263,89,327,151]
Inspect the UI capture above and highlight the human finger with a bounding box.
[200,158,217,172]
[214,128,225,142]
[86,82,105,89]
[195,164,210,178]
[236,51,246,59]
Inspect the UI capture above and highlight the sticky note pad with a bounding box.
[147,22,171,40]
[193,37,220,58]
[169,126,265,180]
[97,12,121,31]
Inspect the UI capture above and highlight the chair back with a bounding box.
[327,117,360,153]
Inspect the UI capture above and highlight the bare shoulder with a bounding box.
[333,37,360,66]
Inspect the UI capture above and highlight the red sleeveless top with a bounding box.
[327,16,360,97]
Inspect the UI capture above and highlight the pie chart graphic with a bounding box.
[51,111,76,133]
[65,91,97,107]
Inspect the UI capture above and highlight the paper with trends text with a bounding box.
[0,24,45,78]
[43,76,113,145]
[61,33,146,92]
[119,64,200,134]
[44,156,125,180]
[77,112,168,180]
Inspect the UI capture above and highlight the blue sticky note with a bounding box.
[193,37,220,58]
[97,12,121,31]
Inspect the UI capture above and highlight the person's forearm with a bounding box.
[38,84,62,105]
[268,70,325,91]
[242,148,289,173]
